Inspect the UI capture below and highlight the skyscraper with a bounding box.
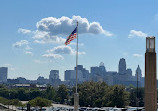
[126,68,132,76]
[65,70,72,81]
[65,65,89,82]
[0,67,8,83]
[99,62,106,72]
[135,65,142,80]
[91,67,100,76]
[118,58,126,74]
[49,70,59,80]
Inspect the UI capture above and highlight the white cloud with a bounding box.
[36,16,112,36]
[42,53,64,59]
[34,40,46,44]
[13,40,29,48]
[128,30,147,38]
[25,51,33,56]
[3,64,15,71]
[32,16,113,44]
[18,16,110,45]
[47,45,85,55]
[18,28,31,34]
[43,45,85,60]
[133,54,143,57]
[33,31,66,44]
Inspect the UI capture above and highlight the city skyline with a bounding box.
[6,58,144,87]
[0,0,158,80]
[4,58,142,81]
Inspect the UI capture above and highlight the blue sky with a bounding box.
[0,0,158,80]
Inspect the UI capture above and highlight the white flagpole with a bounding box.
[74,22,79,111]
[76,22,78,93]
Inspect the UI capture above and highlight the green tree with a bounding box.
[17,88,28,100]
[10,99,22,106]
[57,84,68,104]
[45,86,56,100]
[104,85,129,108]
[28,97,52,110]
[129,88,144,107]
[78,81,109,107]
[0,97,9,105]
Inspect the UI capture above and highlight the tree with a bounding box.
[45,86,56,100]
[129,88,144,107]
[57,84,68,104]
[77,81,109,107]
[0,97,9,105]
[17,88,28,101]
[28,97,52,110]
[10,99,22,106]
[104,85,129,108]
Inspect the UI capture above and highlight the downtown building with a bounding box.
[64,58,144,87]
[64,65,89,86]
[49,70,61,86]
[107,58,143,87]
[0,67,8,83]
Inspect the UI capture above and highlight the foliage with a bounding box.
[0,82,147,107]
[45,85,56,101]
[129,88,144,107]
[77,81,108,107]
[77,81,129,108]
[0,97,22,106]
[57,84,68,104]
[0,97,9,105]
[10,99,22,106]
[28,97,52,108]
[103,85,129,107]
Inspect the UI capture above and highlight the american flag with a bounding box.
[65,27,77,45]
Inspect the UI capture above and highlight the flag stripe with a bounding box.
[65,27,77,45]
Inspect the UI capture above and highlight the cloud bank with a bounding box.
[12,40,29,48]
[128,30,147,38]
[43,45,85,59]
[33,16,113,44]
[15,16,110,60]
[18,28,32,34]
[36,16,113,36]
[47,45,85,55]
[42,53,64,60]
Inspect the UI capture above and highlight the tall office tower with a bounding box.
[65,65,89,82]
[145,37,157,111]
[99,62,106,72]
[118,58,126,74]
[49,70,59,80]
[126,68,132,76]
[91,67,100,76]
[0,67,8,83]
[135,65,142,80]
[74,65,83,71]
[65,70,71,81]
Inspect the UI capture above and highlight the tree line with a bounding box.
[0,81,145,108]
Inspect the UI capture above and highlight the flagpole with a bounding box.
[74,22,79,111]
[76,22,78,93]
